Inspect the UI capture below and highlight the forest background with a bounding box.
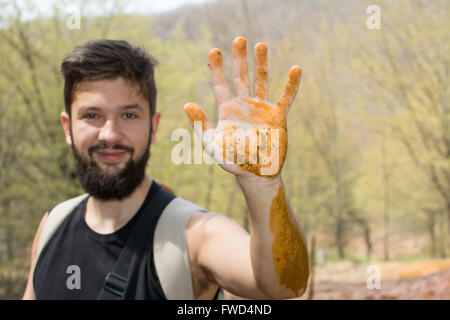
[0,0,448,299]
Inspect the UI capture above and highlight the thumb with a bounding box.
[184,102,219,162]
[183,102,212,137]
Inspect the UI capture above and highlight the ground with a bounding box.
[300,258,450,300]
[223,258,450,300]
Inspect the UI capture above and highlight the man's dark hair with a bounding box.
[61,39,158,118]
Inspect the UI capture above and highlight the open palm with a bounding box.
[184,36,301,178]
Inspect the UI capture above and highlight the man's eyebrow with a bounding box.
[77,106,101,114]
[121,104,144,111]
[77,104,144,113]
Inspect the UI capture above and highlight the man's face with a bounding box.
[60,77,160,200]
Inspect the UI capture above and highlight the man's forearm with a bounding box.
[236,174,309,298]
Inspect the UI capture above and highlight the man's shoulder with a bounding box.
[185,209,244,246]
[161,196,207,218]
[48,194,88,217]
[55,194,89,208]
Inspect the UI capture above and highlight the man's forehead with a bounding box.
[74,77,141,96]
[77,103,144,113]
[72,77,149,110]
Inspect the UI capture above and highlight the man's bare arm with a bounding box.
[184,36,309,299]
[190,176,308,299]
[236,175,309,298]
[22,212,48,300]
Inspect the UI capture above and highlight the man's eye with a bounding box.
[84,113,99,119]
[123,113,137,119]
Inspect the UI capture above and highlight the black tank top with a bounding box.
[33,181,167,300]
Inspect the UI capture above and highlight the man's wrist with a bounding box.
[236,173,282,194]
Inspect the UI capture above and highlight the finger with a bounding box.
[232,36,250,97]
[276,65,302,113]
[184,102,212,136]
[254,42,268,101]
[208,48,233,106]
[184,102,218,163]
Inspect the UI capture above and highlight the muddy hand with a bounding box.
[184,36,301,177]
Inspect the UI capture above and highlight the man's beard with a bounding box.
[71,135,151,201]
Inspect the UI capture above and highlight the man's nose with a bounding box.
[98,119,123,143]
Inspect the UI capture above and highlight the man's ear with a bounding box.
[60,111,72,146]
[150,112,161,145]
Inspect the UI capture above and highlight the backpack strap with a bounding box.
[33,194,88,294]
[97,185,175,299]
[36,194,89,259]
[153,197,207,300]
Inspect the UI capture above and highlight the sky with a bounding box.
[4,0,212,21]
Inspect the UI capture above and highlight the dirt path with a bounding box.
[306,268,450,300]
[303,259,450,300]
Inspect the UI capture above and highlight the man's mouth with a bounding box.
[96,150,128,164]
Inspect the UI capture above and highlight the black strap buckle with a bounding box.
[103,272,128,298]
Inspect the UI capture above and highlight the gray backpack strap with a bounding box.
[36,194,88,259]
[153,197,206,300]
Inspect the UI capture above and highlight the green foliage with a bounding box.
[0,0,448,299]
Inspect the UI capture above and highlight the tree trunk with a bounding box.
[336,217,345,259]
[362,221,372,260]
[426,209,437,258]
[334,176,345,259]
[348,211,372,260]
[307,235,316,300]
[439,210,447,258]
[381,131,390,261]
